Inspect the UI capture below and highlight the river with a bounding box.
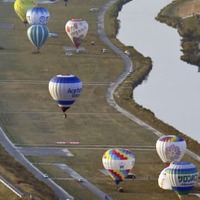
[117,0,200,143]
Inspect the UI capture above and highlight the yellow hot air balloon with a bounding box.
[14,0,37,25]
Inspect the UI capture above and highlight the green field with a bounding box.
[0,0,199,200]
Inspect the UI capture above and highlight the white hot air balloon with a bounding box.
[26,7,50,26]
[48,74,82,118]
[65,18,89,50]
[158,167,172,190]
[156,135,186,166]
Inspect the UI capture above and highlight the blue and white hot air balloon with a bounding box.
[27,24,49,52]
[166,162,199,199]
[48,74,82,118]
[26,7,50,26]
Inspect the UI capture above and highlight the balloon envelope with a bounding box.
[27,24,49,50]
[102,148,135,185]
[65,19,89,48]
[156,135,186,166]
[158,167,172,190]
[26,7,50,25]
[166,162,198,196]
[14,0,36,24]
[48,74,82,113]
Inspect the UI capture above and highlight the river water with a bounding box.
[117,0,200,143]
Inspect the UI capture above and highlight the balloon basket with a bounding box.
[33,49,40,54]
[117,187,124,193]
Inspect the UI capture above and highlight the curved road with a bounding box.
[98,0,200,162]
[0,1,200,200]
[0,127,73,200]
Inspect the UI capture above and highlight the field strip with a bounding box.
[15,144,156,151]
[0,51,119,58]
[0,79,111,85]
[60,145,155,148]
[0,111,121,115]
[0,174,24,198]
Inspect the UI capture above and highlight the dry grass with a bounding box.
[0,0,199,200]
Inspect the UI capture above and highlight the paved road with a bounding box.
[54,163,112,200]
[0,127,74,200]
[98,0,200,163]
[0,1,200,200]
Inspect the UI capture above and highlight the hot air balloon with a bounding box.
[102,148,135,191]
[27,24,49,53]
[156,135,186,166]
[48,74,82,118]
[14,0,36,25]
[158,167,172,190]
[166,161,199,199]
[26,7,50,26]
[65,19,89,51]
[64,0,68,6]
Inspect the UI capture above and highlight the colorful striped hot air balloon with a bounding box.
[26,7,50,26]
[14,0,37,25]
[102,148,135,189]
[65,19,89,51]
[156,135,186,166]
[48,74,82,118]
[166,162,199,199]
[27,24,49,52]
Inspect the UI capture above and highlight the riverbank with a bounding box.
[156,0,200,69]
[0,1,199,200]
[108,0,200,155]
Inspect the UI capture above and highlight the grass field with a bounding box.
[0,0,200,200]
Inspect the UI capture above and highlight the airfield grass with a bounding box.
[0,181,20,200]
[0,0,200,200]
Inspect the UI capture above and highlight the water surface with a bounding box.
[117,0,200,143]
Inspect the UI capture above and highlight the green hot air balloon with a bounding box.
[27,24,49,53]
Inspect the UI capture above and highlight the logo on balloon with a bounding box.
[70,27,87,37]
[67,87,82,97]
[166,144,181,160]
[119,162,125,169]
[178,174,198,184]
[39,16,46,22]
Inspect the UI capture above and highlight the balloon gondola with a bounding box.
[48,74,82,118]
